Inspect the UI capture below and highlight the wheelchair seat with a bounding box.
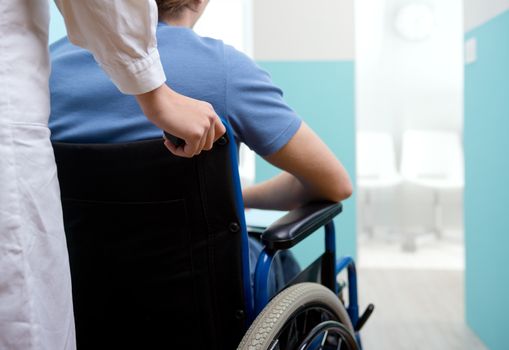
[53,134,247,349]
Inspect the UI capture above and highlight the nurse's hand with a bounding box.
[135,84,225,157]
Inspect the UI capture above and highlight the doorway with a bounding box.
[354,0,482,349]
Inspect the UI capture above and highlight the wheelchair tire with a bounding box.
[238,282,356,350]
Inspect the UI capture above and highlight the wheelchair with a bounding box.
[53,121,373,350]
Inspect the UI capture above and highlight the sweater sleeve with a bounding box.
[225,45,301,156]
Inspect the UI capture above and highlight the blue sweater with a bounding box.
[49,22,301,157]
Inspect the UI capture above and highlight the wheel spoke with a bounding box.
[302,309,309,335]
[320,330,328,349]
[336,337,343,350]
[269,339,280,350]
[287,317,298,344]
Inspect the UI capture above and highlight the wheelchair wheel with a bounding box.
[238,283,358,350]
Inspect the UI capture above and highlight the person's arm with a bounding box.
[242,122,352,211]
[54,0,224,157]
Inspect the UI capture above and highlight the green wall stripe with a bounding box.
[256,61,356,265]
[465,9,509,350]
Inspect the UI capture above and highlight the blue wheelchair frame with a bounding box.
[252,225,363,346]
[223,120,366,346]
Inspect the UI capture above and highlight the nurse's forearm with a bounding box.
[55,0,164,95]
[55,1,226,157]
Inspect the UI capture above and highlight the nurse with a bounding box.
[0,1,224,350]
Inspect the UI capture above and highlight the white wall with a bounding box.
[356,0,463,141]
[194,0,249,53]
[464,0,509,31]
[252,0,354,60]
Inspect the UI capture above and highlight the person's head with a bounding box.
[156,0,209,28]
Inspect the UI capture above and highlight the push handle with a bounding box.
[163,131,185,147]
[163,131,229,149]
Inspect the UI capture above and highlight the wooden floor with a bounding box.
[357,269,487,350]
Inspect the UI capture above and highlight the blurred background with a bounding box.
[50,0,508,349]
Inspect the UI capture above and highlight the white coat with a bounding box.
[0,1,165,349]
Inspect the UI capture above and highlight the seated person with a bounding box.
[49,0,352,293]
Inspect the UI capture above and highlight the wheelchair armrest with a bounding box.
[261,201,343,250]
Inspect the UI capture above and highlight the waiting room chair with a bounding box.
[356,131,402,236]
[400,129,464,247]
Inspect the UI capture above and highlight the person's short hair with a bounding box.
[156,0,195,19]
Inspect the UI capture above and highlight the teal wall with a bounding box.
[49,2,66,44]
[256,61,356,265]
[465,9,509,350]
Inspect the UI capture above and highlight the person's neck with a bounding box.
[163,13,194,29]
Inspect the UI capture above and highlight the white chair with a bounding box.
[400,130,464,246]
[356,131,402,236]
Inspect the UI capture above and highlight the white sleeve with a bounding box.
[54,0,166,95]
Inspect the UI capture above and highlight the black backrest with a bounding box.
[53,136,246,349]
